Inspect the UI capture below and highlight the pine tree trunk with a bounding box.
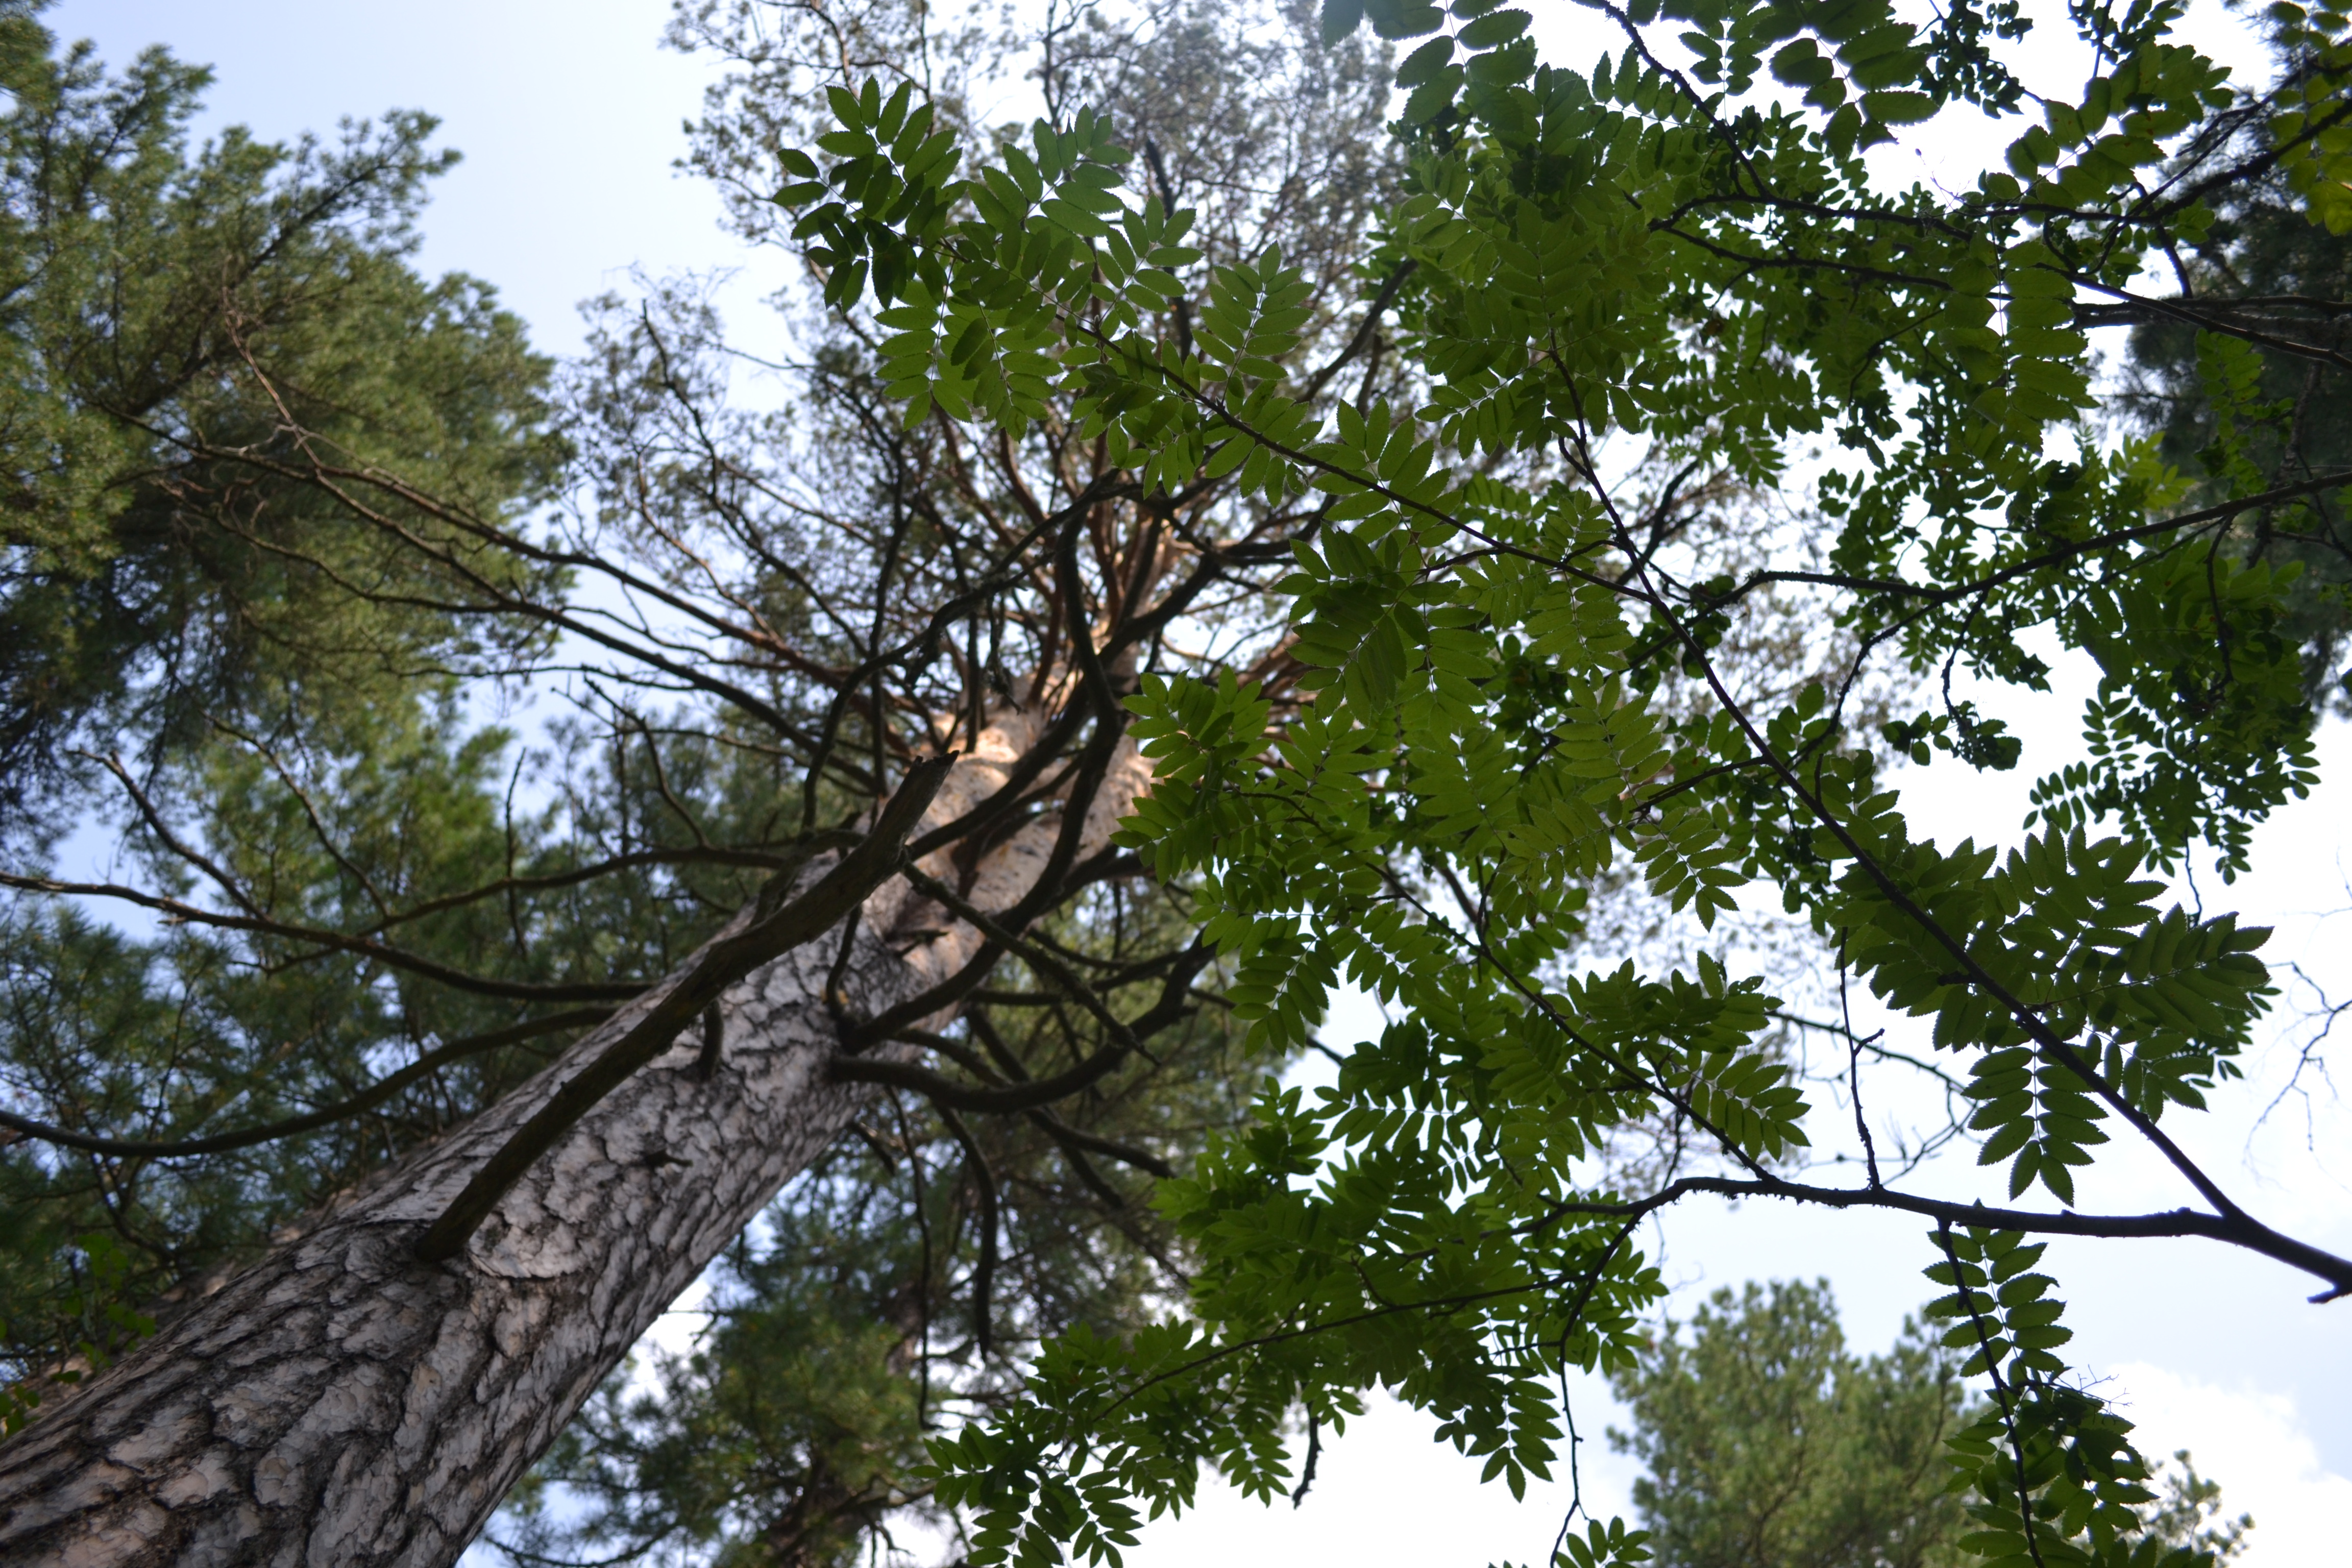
[0,715,1145,1567]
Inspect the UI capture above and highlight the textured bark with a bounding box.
[0,710,1148,1567]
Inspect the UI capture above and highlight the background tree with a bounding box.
[1609,1280,1976,1568]
[0,3,561,822]
[2134,1455,2253,1565]
[0,0,561,1389]
[1609,1282,2250,1568]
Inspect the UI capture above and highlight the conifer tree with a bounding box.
[1610,1281,1977,1568]
[0,2,1409,1561]
[2118,162,2352,709]
[1608,1282,2249,1568]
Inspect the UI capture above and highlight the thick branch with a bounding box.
[1535,1173,2352,1301]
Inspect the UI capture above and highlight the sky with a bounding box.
[54,0,756,360]
[47,0,2352,1563]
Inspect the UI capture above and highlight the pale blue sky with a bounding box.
[55,0,758,356]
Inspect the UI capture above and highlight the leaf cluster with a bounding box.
[763,0,2352,1561]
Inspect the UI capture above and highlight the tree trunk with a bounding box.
[0,710,1145,1567]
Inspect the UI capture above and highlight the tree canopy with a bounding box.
[0,4,560,824]
[745,0,2352,1564]
[2120,152,2352,711]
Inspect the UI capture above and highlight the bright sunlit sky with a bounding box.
[48,1,2352,1562]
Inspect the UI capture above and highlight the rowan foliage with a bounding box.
[766,0,2352,1562]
